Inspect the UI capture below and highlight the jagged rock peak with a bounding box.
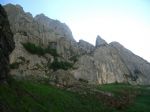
[78,39,94,46]
[78,39,95,53]
[109,41,133,54]
[4,4,33,18]
[110,41,124,48]
[34,13,75,41]
[4,3,24,13]
[34,13,52,21]
[95,35,107,47]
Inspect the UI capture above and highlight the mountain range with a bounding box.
[3,4,150,85]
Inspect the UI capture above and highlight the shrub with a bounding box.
[45,47,59,57]
[22,42,59,56]
[48,58,73,71]
[69,55,79,63]
[78,78,88,83]
[22,42,45,55]
[9,62,20,69]
[18,56,26,62]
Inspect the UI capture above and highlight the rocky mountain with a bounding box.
[110,42,150,85]
[34,14,75,41]
[3,4,150,85]
[96,35,107,47]
[74,44,129,84]
[0,4,15,83]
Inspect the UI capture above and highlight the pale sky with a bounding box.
[1,0,150,62]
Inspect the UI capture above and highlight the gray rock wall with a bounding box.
[3,4,150,85]
[110,42,150,85]
[74,45,129,84]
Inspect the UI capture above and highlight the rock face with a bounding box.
[74,45,129,84]
[50,70,77,86]
[3,4,150,85]
[74,41,150,85]
[0,5,15,82]
[34,14,75,41]
[110,42,150,85]
[3,4,79,78]
[78,39,95,54]
[96,35,107,47]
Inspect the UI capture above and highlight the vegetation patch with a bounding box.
[48,58,73,71]
[0,79,150,112]
[18,56,26,62]
[22,42,59,56]
[45,47,59,57]
[22,42,45,55]
[9,62,21,69]
[0,79,114,112]
[69,55,79,63]
[78,78,88,83]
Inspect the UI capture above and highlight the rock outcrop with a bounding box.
[3,4,79,78]
[110,42,150,85]
[74,45,129,84]
[96,35,107,47]
[34,14,75,41]
[50,69,77,86]
[78,39,95,54]
[3,4,150,85]
[0,4,15,83]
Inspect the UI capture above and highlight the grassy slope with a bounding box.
[98,83,150,112]
[0,80,150,112]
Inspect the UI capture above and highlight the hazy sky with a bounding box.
[1,0,150,62]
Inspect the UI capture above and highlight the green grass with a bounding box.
[125,87,150,112]
[0,80,114,112]
[97,83,150,112]
[97,83,134,95]
[0,80,150,112]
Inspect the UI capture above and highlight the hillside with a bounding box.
[0,3,150,112]
[1,79,150,112]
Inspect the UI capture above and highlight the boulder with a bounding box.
[50,70,77,87]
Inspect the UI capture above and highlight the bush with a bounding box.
[10,62,20,69]
[18,56,26,62]
[69,55,79,63]
[22,42,45,55]
[45,47,59,57]
[22,42,59,56]
[48,58,73,71]
[79,78,88,83]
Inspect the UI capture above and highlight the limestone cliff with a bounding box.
[74,45,129,84]
[96,35,107,47]
[34,14,75,41]
[110,42,150,85]
[3,4,79,82]
[3,4,150,85]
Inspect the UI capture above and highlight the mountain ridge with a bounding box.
[3,3,150,85]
